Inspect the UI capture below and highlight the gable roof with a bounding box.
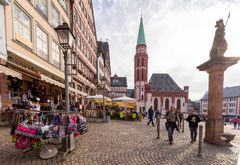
[149,74,182,91]
[97,41,111,74]
[201,86,240,100]
[110,74,127,87]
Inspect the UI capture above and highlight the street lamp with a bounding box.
[55,22,75,153]
[100,77,106,122]
[55,22,75,112]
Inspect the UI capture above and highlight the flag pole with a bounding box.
[225,11,230,27]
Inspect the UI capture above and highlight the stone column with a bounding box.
[205,66,224,144]
[197,57,240,145]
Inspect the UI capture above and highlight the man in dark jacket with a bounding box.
[186,110,201,143]
[147,106,154,126]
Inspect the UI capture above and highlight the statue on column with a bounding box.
[209,19,228,58]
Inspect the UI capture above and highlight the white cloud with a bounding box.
[93,0,240,100]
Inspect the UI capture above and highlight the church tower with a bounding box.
[134,16,148,112]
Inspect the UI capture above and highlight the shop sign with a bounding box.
[8,57,37,73]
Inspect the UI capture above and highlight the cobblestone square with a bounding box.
[0,119,239,165]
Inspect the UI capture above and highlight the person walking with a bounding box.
[233,117,238,129]
[155,109,161,124]
[147,106,154,126]
[165,106,180,144]
[237,116,240,129]
[176,109,184,131]
[186,110,201,143]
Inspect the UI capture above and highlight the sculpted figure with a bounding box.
[209,19,228,58]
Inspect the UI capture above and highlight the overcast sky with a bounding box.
[92,0,240,101]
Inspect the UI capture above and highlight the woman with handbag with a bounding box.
[164,106,180,145]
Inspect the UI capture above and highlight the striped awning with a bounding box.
[40,74,64,88]
[0,65,22,79]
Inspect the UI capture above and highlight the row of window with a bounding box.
[204,97,238,102]
[14,4,60,67]
[79,0,95,34]
[75,30,96,68]
[205,103,237,108]
[229,103,236,107]
[202,109,236,114]
[28,0,62,28]
[72,55,95,82]
[73,10,97,64]
[111,87,127,92]
[229,97,236,101]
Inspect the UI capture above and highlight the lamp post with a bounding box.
[100,77,106,122]
[55,22,75,153]
[55,22,74,112]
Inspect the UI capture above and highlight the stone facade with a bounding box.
[200,86,240,116]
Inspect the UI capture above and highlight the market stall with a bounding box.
[111,96,138,121]
[84,95,112,119]
[10,108,88,159]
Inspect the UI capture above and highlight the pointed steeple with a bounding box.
[137,16,146,45]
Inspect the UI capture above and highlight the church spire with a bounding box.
[137,16,146,45]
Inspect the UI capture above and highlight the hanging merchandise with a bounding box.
[15,135,31,149]
[10,109,88,159]
[77,115,89,135]
[15,122,43,139]
[67,115,78,133]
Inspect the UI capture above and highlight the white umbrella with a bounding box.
[112,96,137,103]
[85,94,111,101]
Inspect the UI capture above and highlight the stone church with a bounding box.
[134,17,189,113]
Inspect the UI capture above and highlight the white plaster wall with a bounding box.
[145,93,152,111]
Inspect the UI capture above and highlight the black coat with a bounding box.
[186,115,201,128]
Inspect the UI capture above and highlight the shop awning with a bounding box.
[40,74,64,88]
[112,96,137,103]
[0,65,22,79]
[69,87,87,97]
[85,94,112,102]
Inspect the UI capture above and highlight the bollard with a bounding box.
[156,117,160,139]
[197,125,203,157]
[182,119,184,132]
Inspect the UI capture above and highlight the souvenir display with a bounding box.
[11,109,88,152]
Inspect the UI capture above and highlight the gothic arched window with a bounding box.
[165,98,169,110]
[177,99,181,110]
[154,98,158,110]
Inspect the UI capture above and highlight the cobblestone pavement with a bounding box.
[0,119,239,165]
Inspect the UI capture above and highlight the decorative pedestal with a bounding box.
[197,56,240,145]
